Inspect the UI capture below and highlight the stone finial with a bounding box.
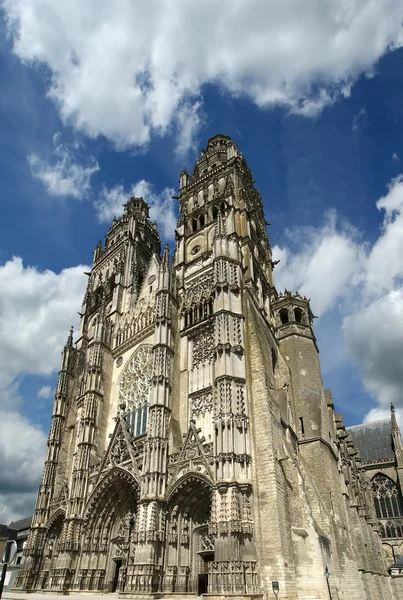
[66,326,74,349]
[391,402,400,433]
[161,244,170,271]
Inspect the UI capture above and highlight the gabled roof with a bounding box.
[8,516,32,531]
[347,419,394,464]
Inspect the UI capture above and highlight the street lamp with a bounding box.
[272,580,279,598]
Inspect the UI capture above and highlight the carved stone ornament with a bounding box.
[190,388,213,417]
[200,531,215,552]
[116,356,123,367]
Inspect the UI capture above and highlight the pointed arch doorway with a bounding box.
[165,475,214,594]
[80,468,139,592]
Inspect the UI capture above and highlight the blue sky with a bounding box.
[1,1,403,522]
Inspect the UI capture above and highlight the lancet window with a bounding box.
[184,298,214,328]
[371,473,403,520]
[118,345,153,437]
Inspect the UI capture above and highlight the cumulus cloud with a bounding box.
[28,134,99,199]
[95,180,177,240]
[4,0,403,151]
[273,175,403,425]
[37,385,52,399]
[0,257,89,522]
[273,211,366,317]
[0,413,48,524]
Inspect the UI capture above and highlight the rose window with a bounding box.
[118,345,153,437]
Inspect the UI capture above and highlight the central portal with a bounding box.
[165,475,213,594]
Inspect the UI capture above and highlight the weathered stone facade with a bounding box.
[16,134,402,599]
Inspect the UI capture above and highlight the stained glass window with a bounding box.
[118,345,153,437]
[371,473,403,520]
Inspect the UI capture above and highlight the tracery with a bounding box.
[371,473,403,520]
[118,345,153,437]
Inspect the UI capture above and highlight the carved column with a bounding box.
[65,300,111,561]
[210,213,256,594]
[17,329,76,590]
[129,246,174,594]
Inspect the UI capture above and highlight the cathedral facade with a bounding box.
[16,135,403,599]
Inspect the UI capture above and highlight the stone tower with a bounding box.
[16,134,402,599]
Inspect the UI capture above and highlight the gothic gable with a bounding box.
[97,414,141,482]
[168,419,214,489]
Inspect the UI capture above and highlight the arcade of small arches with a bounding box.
[189,201,227,234]
[278,305,307,326]
[183,297,214,329]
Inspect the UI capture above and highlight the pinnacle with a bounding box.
[66,326,74,349]
[161,244,170,271]
[391,402,400,433]
[214,209,227,239]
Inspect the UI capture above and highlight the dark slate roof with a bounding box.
[347,419,394,464]
[8,516,32,531]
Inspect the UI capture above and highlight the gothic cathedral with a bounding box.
[17,135,403,599]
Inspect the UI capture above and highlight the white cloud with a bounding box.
[174,100,205,156]
[273,211,366,317]
[28,134,99,199]
[0,257,89,522]
[352,107,368,133]
[0,412,48,524]
[95,180,177,240]
[4,0,403,152]
[37,385,52,399]
[392,151,399,162]
[344,289,403,411]
[273,174,403,425]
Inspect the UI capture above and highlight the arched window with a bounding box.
[118,345,153,437]
[294,307,303,323]
[279,308,289,325]
[192,218,198,232]
[372,474,403,520]
[199,214,205,228]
